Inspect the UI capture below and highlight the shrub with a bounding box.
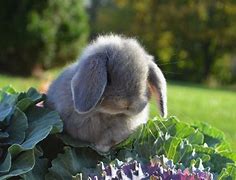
[0,0,89,76]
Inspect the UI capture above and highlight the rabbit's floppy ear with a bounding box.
[148,60,167,118]
[71,54,107,113]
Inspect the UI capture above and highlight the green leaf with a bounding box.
[187,129,204,145]
[8,144,27,158]
[0,149,35,180]
[26,88,44,103]
[17,88,44,103]
[0,144,35,179]
[16,98,35,112]
[5,108,28,145]
[0,103,12,122]
[1,86,16,95]
[21,157,48,180]
[21,148,48,180]
[16,88,44,112]
[192,122,226,147]
[0,91,18,107]
[173,140,193,164]
[164,136,181,160]
[46,147,103,180]
[0,152,11,173]
[218,164,236,180]
[21,106,63,150]
[45,147,86,180]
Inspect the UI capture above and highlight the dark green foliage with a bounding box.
[0,86,63,179]
[0,0,89,76]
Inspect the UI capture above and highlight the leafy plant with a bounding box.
[46,147,213,180]
[46,117,235,179]
[113,117,236,173]
[0,86,63,179]
[0,87,235,179]
[0,0,89,76]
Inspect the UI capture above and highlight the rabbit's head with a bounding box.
[71,35,167,117]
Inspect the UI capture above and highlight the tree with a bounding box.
[89,0,236,83]
[0,0,89,76]
[126,0,236,82]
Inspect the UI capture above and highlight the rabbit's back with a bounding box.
[46,64,77,119]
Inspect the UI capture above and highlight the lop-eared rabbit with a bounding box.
[46,35,167,152]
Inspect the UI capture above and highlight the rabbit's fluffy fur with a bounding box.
[46,35,167,152]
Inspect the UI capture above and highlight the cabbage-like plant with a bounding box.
[0,87,63,179]
[46,147,213,179]
[46,117,236,179]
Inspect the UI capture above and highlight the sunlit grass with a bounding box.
[0,71,235,150]
[0,74,40,91]
[0,68,61,92]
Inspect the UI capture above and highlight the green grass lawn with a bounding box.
[0,74,40,91]
[1,72,236,150]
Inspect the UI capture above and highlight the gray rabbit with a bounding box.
[46,35,167,152]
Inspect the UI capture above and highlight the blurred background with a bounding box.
[0,0,235,148]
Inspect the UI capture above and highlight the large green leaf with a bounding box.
[21,157,48,180]
[0,153,11,173]
[0,87,18,107]
[164,136,181,160]
[187,129,204,145]
[0,86,17,102]
[45,147,102,180]
[0,103,12,122]
[21,148,48,180]
[5,108,28,145]
[0,87,63,179]
[173,140,194,164]
[0,148,35,180]
[21,106,63,150]
[192,122,232,153]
